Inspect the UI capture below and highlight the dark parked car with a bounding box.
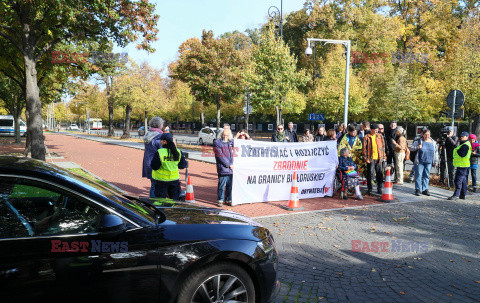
[0,156,278,303]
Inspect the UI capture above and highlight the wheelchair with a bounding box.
[334,169,360,200]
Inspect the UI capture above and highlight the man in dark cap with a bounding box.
[448,131,472,201]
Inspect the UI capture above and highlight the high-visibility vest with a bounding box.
[453,141,472,168]
[152,148,181,181]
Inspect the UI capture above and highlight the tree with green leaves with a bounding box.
[172,30,250,136]
[0,0,158,160]
[248,24,308,125]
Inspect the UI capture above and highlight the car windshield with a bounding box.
[59,170,158,224]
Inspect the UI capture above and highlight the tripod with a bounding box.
[440,146,450,188]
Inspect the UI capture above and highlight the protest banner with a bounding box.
[232,139,338,205]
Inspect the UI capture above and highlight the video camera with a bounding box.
[438,126,450,146]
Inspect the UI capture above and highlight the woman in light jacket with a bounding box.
[410,129,439,196]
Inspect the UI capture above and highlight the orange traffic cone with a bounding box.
[185,176,195,203]
[379,167,394,202]
[284,172,305,211]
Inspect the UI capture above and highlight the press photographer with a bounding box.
[437,126,458,187]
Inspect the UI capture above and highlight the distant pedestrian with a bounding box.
[142,116,164,197]
[392,126,407,184]
[326,129,337,141]
[358,121,370,142]
[150,132,188,200]
[362,123,386,194]
[448,132,472,200]
[314,126,327,141]
[411,129,439,196]
[272,124,288,142]
[235,129,251,140]
[303,129,314,142]
[213,128,234,206]
[336,123,346,143]
[385,122,397,169]
[468,134,479,192]
[285,122,298,142]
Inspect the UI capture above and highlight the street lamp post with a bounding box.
[305,38,351,126]
[268,0,283,38]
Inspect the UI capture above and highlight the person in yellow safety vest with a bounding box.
[150,132,188,200]
[448,131,472,201]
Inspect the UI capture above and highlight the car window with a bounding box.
[0,180,106,239]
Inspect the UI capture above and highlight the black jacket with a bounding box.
[456,140,470,158]
[314,134,326,142]
[151,150,188,171]
[285,129,298,142]
[445,136,458,160]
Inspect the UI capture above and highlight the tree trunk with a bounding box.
[144,110,148,132]
[24,55,45,160]
[121,105,132,139]
[275,105,280,127]
[216,95,221,139]
[13,111,21,143]
[108,98,114,136]
[200,110,205,127]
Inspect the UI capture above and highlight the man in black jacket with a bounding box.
[285,122,298,142]
[438,126,458,187]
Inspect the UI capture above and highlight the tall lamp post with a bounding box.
[268,0,283,38]
[305,38,351,126]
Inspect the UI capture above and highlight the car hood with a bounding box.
[146,197,261,226]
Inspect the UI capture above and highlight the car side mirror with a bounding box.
[99,214,126,236]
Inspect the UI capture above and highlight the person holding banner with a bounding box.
[213,128,234,206]
[285,122,298,142]
[271,124,289,142]
[314,126,327,141]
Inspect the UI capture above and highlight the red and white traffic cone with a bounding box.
[379,167,394,202]
[284,172,305,211]
[185,176,195,203]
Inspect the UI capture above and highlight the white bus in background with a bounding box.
[0,115,26,136]
[86,118,102,130]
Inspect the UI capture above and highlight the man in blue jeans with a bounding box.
[213,129,234,206]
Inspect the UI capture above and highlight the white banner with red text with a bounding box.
[231,139,338,205]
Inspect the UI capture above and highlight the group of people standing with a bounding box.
[140,116,478,204]
[142,116,188,200]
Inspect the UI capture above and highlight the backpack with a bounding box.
[409,138,421,162]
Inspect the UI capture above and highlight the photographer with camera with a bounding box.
[437,126,458,187]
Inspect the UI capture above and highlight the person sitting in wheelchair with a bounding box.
[338,147,363,200]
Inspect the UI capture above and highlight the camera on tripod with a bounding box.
[438,126,449,146]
